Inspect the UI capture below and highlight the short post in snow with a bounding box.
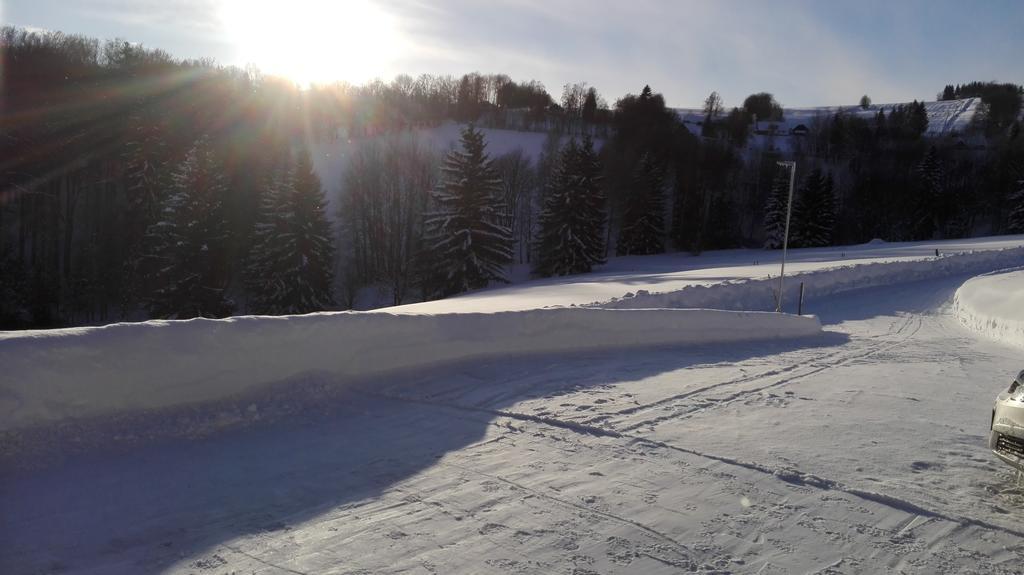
[798,282,805,316]
[935,248,940,257]
[775,160,797,313]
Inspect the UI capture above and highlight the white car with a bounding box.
[990,370,1024,471]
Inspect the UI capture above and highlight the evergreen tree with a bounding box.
[791,169,836,247]
[908,100,929,137]
[246,160,290,313]
[617,153,665,255]
[581,87,598,124]
[533,136,607,277]
[122,108,170,310]
[1007,175,1024,233]
[422,124,513,297]
[246,148,335,314]
[144,135,234,319]
[763,169,790,249]
[874,108,887,139]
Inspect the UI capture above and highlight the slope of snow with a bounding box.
[953,267,1024,349]
[5,275,1024,574]
[674,97,980,137]
[388,235,1024,314]
[0,308,820,433]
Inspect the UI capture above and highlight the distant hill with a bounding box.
[673,97,981,138]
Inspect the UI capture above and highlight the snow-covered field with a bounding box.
[5,270,1024,573]
[954,267,1024,349]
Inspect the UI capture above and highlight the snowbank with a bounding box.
[0,308,820,432]
[388,235,1024,314]
[599,246,1024,312]
[953,268,1024,349]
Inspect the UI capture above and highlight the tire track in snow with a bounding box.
[610,315,921,432]
[436,459,704,568]
[358,350,1024,542]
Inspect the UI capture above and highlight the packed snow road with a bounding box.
[4,274,1024,574]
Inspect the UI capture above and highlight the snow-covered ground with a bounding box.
[4,271,1024,573]
[954,267,1024,349]
[5,236,1021,435]
[387,235,1024,314]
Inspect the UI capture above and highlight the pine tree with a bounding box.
[246,148,335,314]
[122,108,169,310]
[1007,175,1024,233]
[617,153,665,255]
[763,169,790,249]
[246,158,292,313]
[791,169,836,248]
[287,148,336,312]
[422,124,513,297]
[908,100,929,137]
[144,135,234,319]
[533,136,607,277]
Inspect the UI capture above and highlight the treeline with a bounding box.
[1,25,1023,329]
[306,75,611,139]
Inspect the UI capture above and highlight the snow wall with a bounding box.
[0,308,821,432]
[599,246,1024,312]
[953,267,1024,349]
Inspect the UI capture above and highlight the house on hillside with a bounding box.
[790,124,809,136]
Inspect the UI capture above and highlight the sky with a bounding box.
[3,0,1022,108]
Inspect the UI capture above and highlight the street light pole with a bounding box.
[776,161,796,313]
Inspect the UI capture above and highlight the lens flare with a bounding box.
[219,0,405,86]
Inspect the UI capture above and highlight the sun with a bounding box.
[219,0,405,87]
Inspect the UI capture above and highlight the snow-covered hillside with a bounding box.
[309,122,566,215]
[674,97,981,139]
[954,267,1024,349]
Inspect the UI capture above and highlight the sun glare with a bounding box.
[219,0,405,87]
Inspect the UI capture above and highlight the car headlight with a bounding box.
[1011,370,1024,393]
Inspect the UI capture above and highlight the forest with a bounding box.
[1,26,1022,328]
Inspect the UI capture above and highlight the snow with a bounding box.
[674,97,982,138]
[5,273,1024,573]
[604,242,1024,312]
[6,228,1024,573]
[387,235,1024,314]
[954,267,1024,349]
[0,308,820,433]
